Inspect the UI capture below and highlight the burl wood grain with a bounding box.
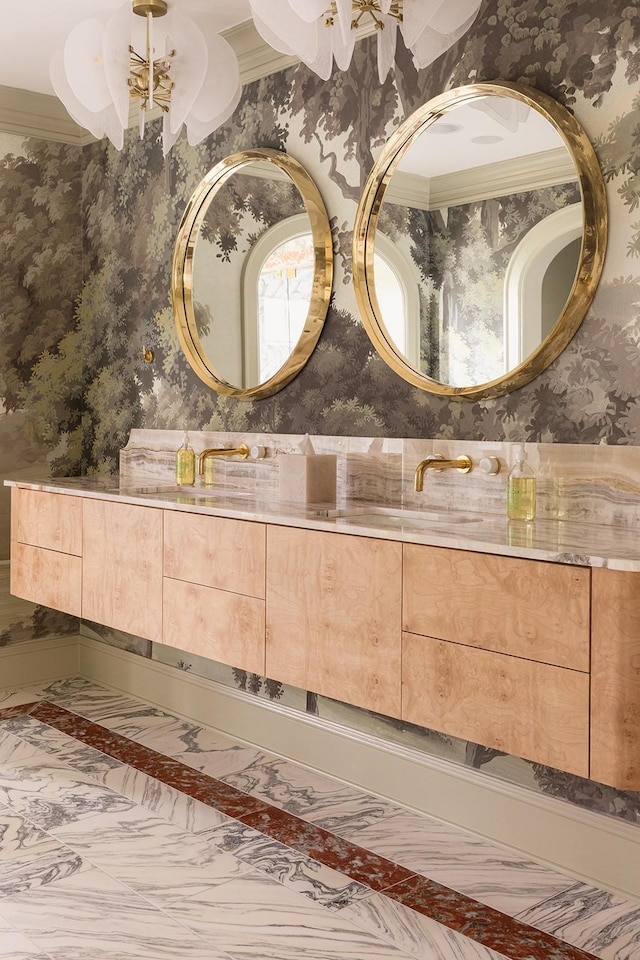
[266,525,402,718]
[163,577,265,676]
[403,543,590,671]
[11,541,82,617]
[591,567,640,790]
[82,499,163,641]
[402,631,590,776]
[164,511,266,599]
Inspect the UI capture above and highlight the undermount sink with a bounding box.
[328,506,481,528]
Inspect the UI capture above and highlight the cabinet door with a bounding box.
[163,577,265,675]
[164,511,265,598]
[12,487,82,555]
[403,631,590,777]
[266,526,402,717]
[404,543,590,671]
[83,499,163,641]
[591,568,640,790]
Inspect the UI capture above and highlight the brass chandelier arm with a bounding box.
[325,1,403,31]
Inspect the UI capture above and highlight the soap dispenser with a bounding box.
[175,432,195,486]
[507,444,536,521]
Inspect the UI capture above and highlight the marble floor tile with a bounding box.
[0,685,45,710]
[517,882,640,960]
[338,809,576,915]
[164,870,418,959]
[0,809,86,898]
[0,868,230,959]
[331,889,510,960]
[52,803,252,907]
[200,818,372,908]
[0,919,53,960]
[0,728,43,765]
[0,750,135,830]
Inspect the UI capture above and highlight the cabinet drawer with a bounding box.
[11,542,82,617]
[163,577,265,675]
[164,511,266,599]
[402,631,589,776]
[12,487,82,556]
[403,543,590,671]
[83,499,163,641]
[266,525,402,718]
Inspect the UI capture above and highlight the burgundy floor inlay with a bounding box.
[240,805,416,893]
[3,700,604,960]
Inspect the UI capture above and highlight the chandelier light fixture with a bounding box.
[248,0,483,83]
[50,0,241,155]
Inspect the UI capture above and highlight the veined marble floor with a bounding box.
[0,679,638,960]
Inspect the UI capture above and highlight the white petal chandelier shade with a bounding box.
[248,0,483,83]
[50,0,241,155]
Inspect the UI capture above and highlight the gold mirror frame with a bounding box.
[353,81,608,401]
[172,148,333,400]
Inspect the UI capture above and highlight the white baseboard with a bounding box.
[0,635,79,687]
[76,635,640,902]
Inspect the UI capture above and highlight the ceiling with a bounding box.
[0,1,253,96]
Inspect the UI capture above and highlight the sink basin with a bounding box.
[328,506,481,528]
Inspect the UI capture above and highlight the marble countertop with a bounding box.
[7,476,640,571]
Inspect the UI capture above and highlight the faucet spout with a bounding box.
[414,454,472,492]
[198,444,249,476]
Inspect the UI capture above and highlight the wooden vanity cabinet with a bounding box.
[162,511,266,675]
[10,487,82,617]
[265,525,403,718]
[82,499,163,641]
[402,543,591,777]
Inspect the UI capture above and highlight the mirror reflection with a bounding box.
[375,94,582,388]
[353,82,607,400]
[173,148,333,400]
[191,163,313,390]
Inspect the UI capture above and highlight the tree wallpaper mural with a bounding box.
[1,0,639,823]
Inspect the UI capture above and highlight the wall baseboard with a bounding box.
[0,635,79,687]
[77,636,640,902]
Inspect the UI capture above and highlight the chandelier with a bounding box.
[248,0,483,83]
[50,0,241,155]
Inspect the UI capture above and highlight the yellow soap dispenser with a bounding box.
[175,432,195,486]
[507,444,536,521]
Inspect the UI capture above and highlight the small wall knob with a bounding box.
[479,456,500,475]
[249,445,267,460]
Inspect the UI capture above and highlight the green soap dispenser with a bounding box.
[507,444,536,521]
[175,432,195,486]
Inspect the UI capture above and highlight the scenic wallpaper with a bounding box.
[1,0,639,824]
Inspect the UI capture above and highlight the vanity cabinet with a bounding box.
[82,499,163,641]
[10,488,82,617]
[265,525,402,717]
[402,544,591,775]
[163,511,266,675]
[9,484,640,790]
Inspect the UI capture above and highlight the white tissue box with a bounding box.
[278,454,337,504]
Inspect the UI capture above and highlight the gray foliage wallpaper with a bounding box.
[1,0,639,824]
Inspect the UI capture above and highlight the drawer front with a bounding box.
[266,525,402,719]
[163,577,265,676]
[164,511,266,600]
[402,631,589,777]
[403,543,590,671]
[12,487,82,556]
[11,542,82,617]
[82,499,163,641]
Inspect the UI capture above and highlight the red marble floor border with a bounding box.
[2,700,601,960]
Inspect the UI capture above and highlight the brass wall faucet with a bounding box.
[198,444,249,476]
[414,454,472,492]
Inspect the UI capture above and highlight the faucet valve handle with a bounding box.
[479,456,500,475]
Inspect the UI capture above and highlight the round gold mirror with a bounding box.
[172,149,333,400]
[353,81,607,400]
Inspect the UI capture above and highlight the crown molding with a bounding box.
[0,20,298,146]
[385,147,579,212]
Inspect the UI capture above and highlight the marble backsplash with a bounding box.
[120,430,640,528]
